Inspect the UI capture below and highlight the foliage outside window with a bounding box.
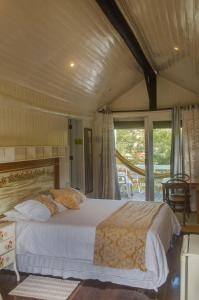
[116,128,171,167]
[115,125,171,200]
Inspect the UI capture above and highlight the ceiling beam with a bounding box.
[96,0,157,110]
[144,72,157,111]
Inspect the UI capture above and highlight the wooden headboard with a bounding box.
[0,158,59,214]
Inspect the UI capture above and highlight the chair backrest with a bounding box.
[164,178,189,200]
[173,173,190,182]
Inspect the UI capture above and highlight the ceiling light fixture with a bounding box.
[70,62,75,68]
[174,46,179,51]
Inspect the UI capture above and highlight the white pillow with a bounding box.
[15,200,51,222]
[4,209,29,220]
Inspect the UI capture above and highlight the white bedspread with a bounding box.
[15,199,180,290]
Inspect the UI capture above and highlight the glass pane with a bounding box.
[115,128,145,201]
[153,127,171,201]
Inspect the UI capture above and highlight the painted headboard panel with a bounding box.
[0,158,59,214]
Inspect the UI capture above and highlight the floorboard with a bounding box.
[0,236,182,300]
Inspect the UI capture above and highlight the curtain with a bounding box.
[94,111,120,199]
[170,106,183,176]
[182,105,199,181]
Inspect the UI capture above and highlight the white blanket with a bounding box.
[15,199,180,290]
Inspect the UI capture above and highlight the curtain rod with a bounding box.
[97,107,171,113]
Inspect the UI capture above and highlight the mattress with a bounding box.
[14,199,181,290]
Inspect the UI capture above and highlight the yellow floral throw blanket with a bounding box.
[94,201,164,271]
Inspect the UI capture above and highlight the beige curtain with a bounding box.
[182,105,199,181]
[94,112,120,199]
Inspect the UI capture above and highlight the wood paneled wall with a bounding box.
[0,94,68,147]
[0,93,69,188]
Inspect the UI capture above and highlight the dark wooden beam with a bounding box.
[96,0,157,110]
[144,72,157,111]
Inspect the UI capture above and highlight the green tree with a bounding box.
[115,128,171,166]
[153,129,171,165]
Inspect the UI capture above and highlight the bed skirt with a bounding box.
[15,253,165,291]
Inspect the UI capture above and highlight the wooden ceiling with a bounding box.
[117,0,199,94]
[0,0,142,115]
[0,0,198,115]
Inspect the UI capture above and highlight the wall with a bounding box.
[157,77,199,108]
[0,93,69,188]
[0,94,68,146]
[110,76,199,111]
[69,118,94,195]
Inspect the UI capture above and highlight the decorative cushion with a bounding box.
[51,199,66,212]
[36,194,58,216]
[50,188,86,209]
[42,192,66,213]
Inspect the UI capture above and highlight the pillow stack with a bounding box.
[4,187,86,222]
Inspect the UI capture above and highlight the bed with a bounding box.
[0,159,180,291]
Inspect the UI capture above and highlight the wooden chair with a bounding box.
[163,178,190,225]
[173,173,190,182]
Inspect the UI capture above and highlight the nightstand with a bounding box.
[0,221,20,281]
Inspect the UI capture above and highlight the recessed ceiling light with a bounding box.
[70,62,75,68]
[174,46,179,51]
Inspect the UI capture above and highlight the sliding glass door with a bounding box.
[114,113,171,201]
[115,120,146,201]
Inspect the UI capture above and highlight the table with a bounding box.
[161,178,199,223]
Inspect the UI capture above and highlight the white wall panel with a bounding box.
[110,76,199,111]
[0,93,68,147]
[157,77,199,108]
[110,80,148,111]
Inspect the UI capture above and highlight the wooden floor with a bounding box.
[0,236,182,300]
